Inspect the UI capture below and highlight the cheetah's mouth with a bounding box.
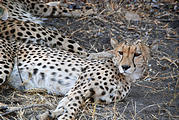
[122,72,131,76]
[119,67,136,75]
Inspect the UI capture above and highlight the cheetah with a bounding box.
[4,38,150,119]
[0,0,96,22]
[0,0,96,85]
[0,1,152,119]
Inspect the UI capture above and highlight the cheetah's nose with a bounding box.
[122,65,131,71]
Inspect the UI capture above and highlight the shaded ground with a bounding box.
[0,1,178,120]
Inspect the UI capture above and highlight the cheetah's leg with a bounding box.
[0,39,15,85]
[38,89,86,120]
[39,78,119,120]
[21,0,96,17]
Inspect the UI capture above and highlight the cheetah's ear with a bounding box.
[140,43,150,62]
[110,38,119,48]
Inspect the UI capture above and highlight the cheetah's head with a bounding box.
[0,4,8,20]
[111,39,150,81]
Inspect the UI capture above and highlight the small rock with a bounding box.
[125,11,141,21]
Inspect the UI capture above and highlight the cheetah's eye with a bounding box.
[118,51,123,55]
[134,53,141,57]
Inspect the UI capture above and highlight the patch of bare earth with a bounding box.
[0,0,178,120]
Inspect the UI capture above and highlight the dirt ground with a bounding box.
[0,0,178,120]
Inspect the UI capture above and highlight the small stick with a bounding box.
[134,103,165,119]
[0,104,49,116]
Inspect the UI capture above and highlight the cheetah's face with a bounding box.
[111,39,150,79]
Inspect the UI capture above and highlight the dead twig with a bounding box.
[0,104,49,116]
[159,56,178,68]
[134,103,165,119]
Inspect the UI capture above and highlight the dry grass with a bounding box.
[0,0,179,120]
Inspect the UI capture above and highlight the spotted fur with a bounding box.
[1,0,96,23]
[5,38,150,120]
[0,0,96,85]
[0,1,151,119]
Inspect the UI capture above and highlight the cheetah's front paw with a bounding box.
[37,110,55,120]
[37,107,66,120]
